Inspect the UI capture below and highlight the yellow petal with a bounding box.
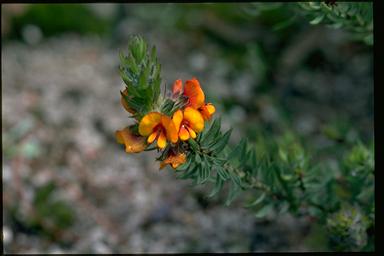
[115,127,147,153]
[172,109,183,132]
[179,125,190,141]
[183,107,204,132]
[200,103,216,120]
[162,115,178,144]
[157,131,167,149]
[184,78,205,109]
[147,130,158,144]
[138,112,162,136]
[186,126,196,139]
[206,103,216,115]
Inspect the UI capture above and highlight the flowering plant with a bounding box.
[115,36,374,251]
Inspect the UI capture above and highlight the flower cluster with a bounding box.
[116,78,215,169]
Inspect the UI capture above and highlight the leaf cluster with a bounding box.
[119,36,162,120]
[298,2,373,45]
[175,121,374,249]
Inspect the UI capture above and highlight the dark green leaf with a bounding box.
[254,204,273,218]
[208,175,224,198]
[245,193,266,208]
[210,129,232,154]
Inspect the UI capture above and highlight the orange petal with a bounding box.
[115,127,147,153]
[138,112,162,136]
[160,152,187,169]
[206,103,216,115]
[179,125,190,141]
[159,161,167,169]
[147,130,158,144]
[184,78,205,109]
[157,131,167,149]
[172,109,183,132]
[172,79,183,95]
[162,115,178,144]
[183,107,204,133]
[171,153,186,168]
[120,89,135,114]
[186,126,197,139]
[200,103,216,120]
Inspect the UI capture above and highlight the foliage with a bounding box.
[175,118,374,251]
[243,2,373,45]
[9,182,75,242]
[6,4,111,40]
[119,36,162,120]
[298,2,373,45]
[117,36,374,251]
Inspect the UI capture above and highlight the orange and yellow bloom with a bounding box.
[117,76,215,169]
[138,112,178,149]
[172,78,216,120]
[115,126,147,153]
[172,107,204,141]
[160,151,187,169]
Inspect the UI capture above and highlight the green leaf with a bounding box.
[201,118,221,147]
[228,138,247,162]
[188,139,200,152]
[217,167,230,181]
[195,153,202,164]
[198,159,211,184]
[225,183,241,206]
[245,193,266,208]
[230,172,243,189]
[210,129,232,154]
[177,163,198,179]
[208,175,224,198]
[254,204,273,218]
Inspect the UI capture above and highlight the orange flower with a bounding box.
[172,79,183,96]
[115,126,147,153]
[160,151,187,169]
[183,78,205,109]
[120,88,135,114]
[198,103,216,121]
[172,107,204,141]
[172,78,216,120]
[138,112,178,149]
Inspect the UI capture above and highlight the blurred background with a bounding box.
[2,3,373,253]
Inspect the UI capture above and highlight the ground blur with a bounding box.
[2,3,373,253]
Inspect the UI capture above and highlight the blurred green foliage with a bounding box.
[299,2,373,45]
[244,2,373,45]
[10,182,75,242]
[327,206,369,251]
[6,4,111,40]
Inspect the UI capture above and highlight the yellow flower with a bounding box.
[138,112,178,149]
[172,77,216,120]
[160,151,187,169]
[172,107,204,141]
[115,126,147,153]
